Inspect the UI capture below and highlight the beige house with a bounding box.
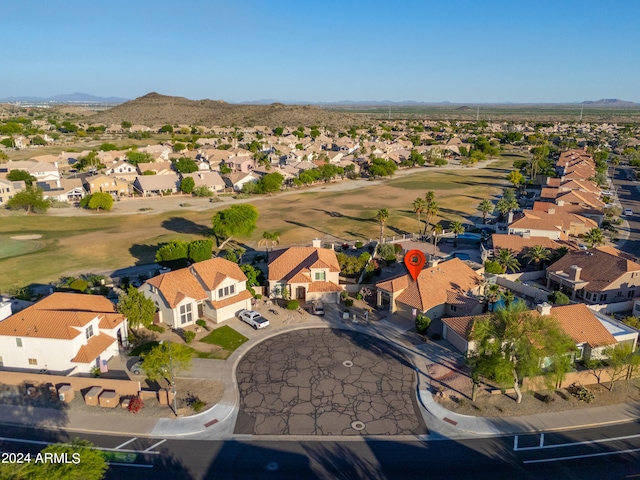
[141,258,253,327]
[0,178,24,205]
[375,258,484,321]
[508,209,597,240]
[546,246,640,302]
[83,174,133,196]
[0,293,128,375]
[268,239,343,304]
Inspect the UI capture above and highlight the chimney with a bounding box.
[428,258,440,267]
[548,208,555,215]
[557,200,564,207]
[568,265,581,282]
[522,231,531,239]
[536,302,552,316]
[507,211,514,224]
[312,238,322,248]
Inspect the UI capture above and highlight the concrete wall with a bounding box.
[523,366,640,391]
[0,371,141,396]
[588,300,634,314]
[495,272,550,302]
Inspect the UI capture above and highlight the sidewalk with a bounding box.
[1,307,638,440]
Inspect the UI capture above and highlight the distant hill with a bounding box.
[580,98,637,106]
[90,92,366,127]
[0,93,128,103]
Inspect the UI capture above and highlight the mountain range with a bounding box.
[0,93,129,103]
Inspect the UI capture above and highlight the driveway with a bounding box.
[234,328,427,436]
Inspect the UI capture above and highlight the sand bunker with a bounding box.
[10,234,42,240]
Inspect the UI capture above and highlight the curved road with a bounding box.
[612,165,640,257]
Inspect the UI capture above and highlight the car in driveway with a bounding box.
[624,208,633,216]
[129,361,144,375]
[309,301,325,315]
[238,309,270,329]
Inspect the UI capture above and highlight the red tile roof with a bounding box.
[268,247,340,282]
[549,304,616,348]
[71,333,117,363]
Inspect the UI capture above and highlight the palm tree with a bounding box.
[523,245,550,271]
[496,248,521,273]
[258,231,280,253]
[549,245,569,264]
[501,289,515,308]
[584,227,604,248]
[450,221,465,248]
[412,197,426,234]
[484,283,502,312]
[376,208,389,244]
[422,199,439,235]
[478,199,495,224]
[431,222,444,247]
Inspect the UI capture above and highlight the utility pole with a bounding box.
[168,340,177,416]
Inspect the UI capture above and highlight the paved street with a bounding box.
[611,165,640,257]
[234,329,426,436]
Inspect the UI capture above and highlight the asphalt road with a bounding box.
[611,165,640,258]
[1,422,640,479]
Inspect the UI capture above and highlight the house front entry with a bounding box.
[296,286,306,301]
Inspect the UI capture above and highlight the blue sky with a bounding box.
[2,0,639,103]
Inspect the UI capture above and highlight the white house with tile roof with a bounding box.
[0,293,127,375]
[267,239,343,304]
[140,258,253,327]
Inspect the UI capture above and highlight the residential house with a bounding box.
[104,160,137,181]
[0,160,60,182]
[546,246,640,302]
[223,172,259,192]
[532,201,604,227]
[508,209,597,240]
[37,178,86,202]
[84,174,133,196]
[0,293,128,375]
[138,145,172,161]
[181,171,225,193]
[442,302,636,362]
[268,239,343,304]
[484,233,564,261]
[136,161,174,176]
[133,173,180,196]
[141,258,253,327]
[375,258,484,321]
[0,178,25,205]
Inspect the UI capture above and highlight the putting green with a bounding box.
[0,235,44,260]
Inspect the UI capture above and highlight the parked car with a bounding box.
[238,309,270,329]
[310,301,325,315]
[129,361,143,375]
[624,208,633,216]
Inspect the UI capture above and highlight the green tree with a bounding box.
[125,151,154,166]
[415,314,431,335]
[431,222,444,246]
[211,204,259,250]
[471,301,575,404]
[375,208,390,244]
[87,192,114,211]
[240,263,265,287]
[478,199,495,224]
[523,245,550,270]
[602,343,640,392]
[180,176,195,194]
[188,239,213,263]
[121,121,132,129]
[273,127,284,136]
[160,124,174,133]
[156,240,189,262]
[258,231,280,252]
[6,188,49,214]
[506,170,525,191]
[256,172,284,194]
[412,197,426,233]
[7,169,37,187]
[450,221,465,247]
[484,283,502,312]
[548,290,570,305]
[484,259,504,274]
[141,342,192,382]
[584,227,604,247]
[118,286,156,329]
[496,248,520,273]
[174,157,198,173]
[422,197,439,235]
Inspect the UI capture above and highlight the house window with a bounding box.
[600,293,608,302]
[629,290,636,298]
[224,286,229,296]
[230,284,235,295]
[86,325,94,340]
[450,305,457,312]
[314,271,326,281]
[16,338,22,348]
[218,288,223,298]
[28,358,38,366]
[575,346,584,361]
[179,304,193,325]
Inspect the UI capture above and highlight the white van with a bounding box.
[311,302,325,315]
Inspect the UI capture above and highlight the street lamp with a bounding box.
[159,340,178,417]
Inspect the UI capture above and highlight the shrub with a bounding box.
[548,291,570,305]
[344,299,354,307]
[196,319,207,328]
[567,382,594,403]
[90,366,101,378]
[355,241,363,249]
[355,292,363,300]
[340,290,349,300]
[484,260,504,274]
[286,300,299,310]
[128,397,144,413]
[187,394,206,412]
[540,394,554,404]
[415,314,431,335]
[184,331,196,344]
[147,324,165,333]
[393,243,403,254]
[69,278,88,292]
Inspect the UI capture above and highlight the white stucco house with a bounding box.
[0,293,128,375]
[141,257,253,327]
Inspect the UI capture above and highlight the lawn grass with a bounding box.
[199,325,249,351]
[0,154,518,290]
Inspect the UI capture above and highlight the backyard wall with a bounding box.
[587,301,634,315]
[495,271,550,303]
[522,366,640,391]
[0,371,141,397]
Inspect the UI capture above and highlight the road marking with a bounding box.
[204,419,219,428]
[114,437,137,450]
[144,439,166,452]
[0,436,161,455]
[523,447,640,464]
[514,433,640,452]
[108,462,153,468]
